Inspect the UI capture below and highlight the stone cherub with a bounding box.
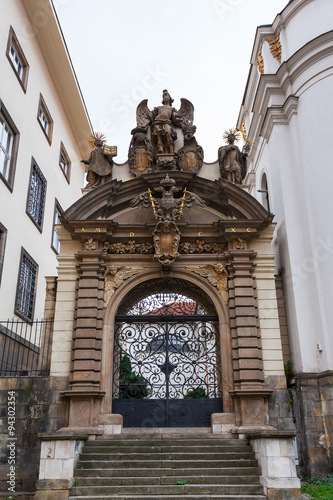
[81,133,116,189]
[218,128,250,185]
[136,90,194,155]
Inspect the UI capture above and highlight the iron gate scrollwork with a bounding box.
[112,279,223,427]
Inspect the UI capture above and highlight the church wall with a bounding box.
[237,0,333,476]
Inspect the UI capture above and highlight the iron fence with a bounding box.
[0,318,53,376]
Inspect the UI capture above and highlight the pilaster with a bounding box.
[227,250,272,427]
[61,250,106,428]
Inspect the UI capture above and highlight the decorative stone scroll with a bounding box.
[103,240,154,254]
[187,264,228,305]
[104,265,144,307]
[234,237,246,250]
[180,240,226,254]
[85,237,97,250]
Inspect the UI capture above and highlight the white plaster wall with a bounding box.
[279,0,333,62]
[0,0,87,320]
[239,0,333,373]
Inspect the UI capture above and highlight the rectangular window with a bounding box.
[6,26,29,92]
[0,223,8,286]
[59,142,71,183]
[0,101,20,190]
[26,159,47,231]
[51,200,63,254]
[37,94,53,144]
[15,248,38,322]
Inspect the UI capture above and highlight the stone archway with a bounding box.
[112,277,223,427]
[100,270,233,425]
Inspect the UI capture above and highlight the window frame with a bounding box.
[14,247,38,323]
[37,94,53,145]
[26,157,47,233]
[0,222,8,286]
[59,142,71,183]
[0,100,20,191]
[6,26,29,93]
[51,199,63,255]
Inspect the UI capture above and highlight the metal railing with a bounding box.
[0,318,54,376]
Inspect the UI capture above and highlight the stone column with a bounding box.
[61,250,106,428]
[227,249,272,428]
[37,276,57,374]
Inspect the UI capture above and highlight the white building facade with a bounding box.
[0,0,92,322]
[237,0,333,476]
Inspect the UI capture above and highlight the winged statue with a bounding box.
[136,90,194,155]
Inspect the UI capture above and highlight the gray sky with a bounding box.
[54,0,288,163]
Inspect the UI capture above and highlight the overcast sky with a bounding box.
[54,0,288,163]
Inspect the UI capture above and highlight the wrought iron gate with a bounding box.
[112,279,223,427]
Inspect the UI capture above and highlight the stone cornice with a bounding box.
[260,95,299,141]
[238,31,333,160]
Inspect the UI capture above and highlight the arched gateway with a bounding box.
[36,93,300,500]
[112,278,223,427]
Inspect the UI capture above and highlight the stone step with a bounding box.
[77,459,259,469]
[83,444,252,453]
[91,437,241,445]
[74,467,261,478]
[74,475,261,486]
[78,452,255,461]
[69,484,264,496]
[69,496,267,500]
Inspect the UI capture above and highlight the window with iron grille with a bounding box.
[59,142,71,183]
[15,248,38,322]
[6,26,29,92]
[37,94,53,144]
[26,159,47,231]
[0,223,8,286]
[0,101,19,190]
[51,200,62,254]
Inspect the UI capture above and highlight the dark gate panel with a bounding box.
[112,317,223,427]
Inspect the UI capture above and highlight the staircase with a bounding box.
[69,431,266,499]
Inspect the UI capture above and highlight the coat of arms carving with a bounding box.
[131,174,205,268]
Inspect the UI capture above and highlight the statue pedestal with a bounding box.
[156,154,177,171]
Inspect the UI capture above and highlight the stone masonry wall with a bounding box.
[0,376,68,494]
[292,372,333,477]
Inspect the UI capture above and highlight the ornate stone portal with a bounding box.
[36,92,300,500]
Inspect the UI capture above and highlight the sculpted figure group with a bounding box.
[81,93,250,189]
[128,89,204,175]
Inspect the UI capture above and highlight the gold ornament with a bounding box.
[241,120,254,147]
[257,46,264,74]
[223,128,241,144]
[88,132,107,149]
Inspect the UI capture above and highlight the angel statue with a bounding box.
[81,133,117,189]
[136,90,194,156]
[218,128,250,185]
[130,174,205,222]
